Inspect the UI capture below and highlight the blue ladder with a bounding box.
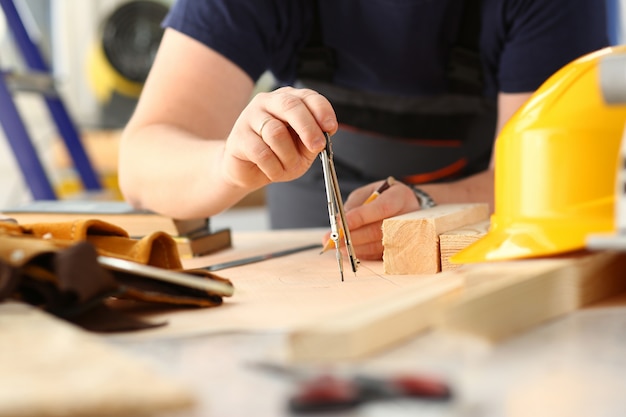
[0,0,101,200]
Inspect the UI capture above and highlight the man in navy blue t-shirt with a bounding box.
[119,0,608,260]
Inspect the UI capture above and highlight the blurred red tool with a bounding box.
[248,362,452,413]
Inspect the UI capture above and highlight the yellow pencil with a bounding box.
[321,176,396,253]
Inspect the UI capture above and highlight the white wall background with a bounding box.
[51,0,127,125]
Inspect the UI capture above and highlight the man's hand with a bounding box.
[322,180,420,260]
[223,87,338,191]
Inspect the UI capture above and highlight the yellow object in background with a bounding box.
[87,42,144,103]
[86,1,169,103]
[453,45,626,263]
[55,171,122,200]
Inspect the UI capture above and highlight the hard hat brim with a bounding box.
[451,219,612,264]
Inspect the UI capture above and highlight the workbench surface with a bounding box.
[93,229,626,417]
[107,306,626,417]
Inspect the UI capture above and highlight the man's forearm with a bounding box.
[119,125,252,219]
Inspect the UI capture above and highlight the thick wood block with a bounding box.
[438,251,626,342]
[440,219,490,271]
[288,274,463,362]
[174,227,232,258]
[382,204,489,275]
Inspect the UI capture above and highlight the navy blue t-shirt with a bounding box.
[161,0,609,229]
[163,0,608,99]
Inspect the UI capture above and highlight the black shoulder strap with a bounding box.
[447,0,484,95]
[296,0,483,95]
[295,0,335,82]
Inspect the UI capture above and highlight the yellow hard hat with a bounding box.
[452,45,626,263]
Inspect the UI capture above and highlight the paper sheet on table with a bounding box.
[108,229,450,340]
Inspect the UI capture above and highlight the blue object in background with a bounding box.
[0,0,102,200]
[607,0,622,45]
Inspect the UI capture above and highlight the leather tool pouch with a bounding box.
[0,219,233,332]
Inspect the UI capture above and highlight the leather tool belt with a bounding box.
[0,219,233,332]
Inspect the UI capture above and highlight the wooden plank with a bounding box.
[0,302,194,417]
[288,274,463,362]
[438,251,626,342]
[439,219,490,271]
[382,204,489,275]
[288,250,626,362]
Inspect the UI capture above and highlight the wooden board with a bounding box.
[288,250,626,362]
[288,274,463,362]
[1,200,207,238]
[382,204,489,275]
[0,302,194,417]
[439,219,490,271]
[438,250,626,341]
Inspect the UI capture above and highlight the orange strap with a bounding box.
[402,158,468,184]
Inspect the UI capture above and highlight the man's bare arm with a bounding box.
[119,29,337,219]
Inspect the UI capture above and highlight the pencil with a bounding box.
[321,176,396,253]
